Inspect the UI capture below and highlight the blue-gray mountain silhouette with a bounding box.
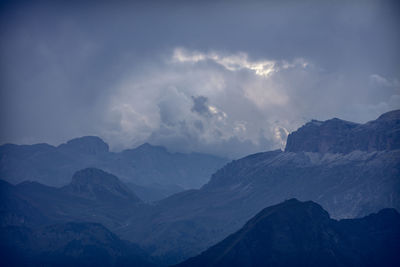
[0,110,399,265]
[62,168,141,202]
[119,110,400,263]
[0,138,228,201]
[176,199,400,267]
[0,168,144,231]
[0,222,155,266]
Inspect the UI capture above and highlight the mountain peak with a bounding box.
[377,109,400,121]
[249,198,330,227]
[285,109,400,153]
[58,136,109,155]
[177,199,400,266]
[64,168,140,202]
[135,143,168,153]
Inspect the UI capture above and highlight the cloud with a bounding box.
[173,48,278,77]
[191,96,211,117]
[95,47,400,158]
[102,49,308,157]
[1,1,399,158]
[97,49,313,157]
[369,74,400,88]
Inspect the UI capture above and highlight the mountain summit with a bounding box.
[62,168,140,203]
[177,199,400,267]
[58,136,109,155]
[285,109,400,153]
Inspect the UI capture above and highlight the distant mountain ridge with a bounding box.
[176,199,400,267]
[285,109,400,153]
[0,138,229,201]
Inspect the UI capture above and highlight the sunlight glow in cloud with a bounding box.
[173,48,277,77]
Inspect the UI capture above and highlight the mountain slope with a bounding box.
[176,199,400,267]
[4,168,146,231]
[0,180,48,227]
[118,110,400,263]
[0,222,155,267]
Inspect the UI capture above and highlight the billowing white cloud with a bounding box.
[2,1,399,159]
[97,49,306,156]
[96,48,399,157]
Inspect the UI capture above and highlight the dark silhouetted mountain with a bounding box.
[0,138,228,201]
[0,180,48,227]
[285,109,400,153]
[0,222,155,267]
[176,199,400,267]
[116,110,400,263]
[62,168,141,203]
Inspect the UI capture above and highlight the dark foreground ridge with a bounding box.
[0,222,156,266]
[176,199,400,267]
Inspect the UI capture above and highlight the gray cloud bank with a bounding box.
[0,0,399,158]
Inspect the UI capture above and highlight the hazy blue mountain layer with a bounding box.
[0,138,228,201]
[0,110,398,265]
[176,199,400,267]
[117,110,400,263]
[0,222,156,267]
[0,168,149,233]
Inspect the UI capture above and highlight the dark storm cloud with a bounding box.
[0,0,399,157]
[191,96,211,117]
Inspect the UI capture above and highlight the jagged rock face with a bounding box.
[63,168,141,203]
[176,199,400,267]
[58,136,110,155]
[285,109,400,153]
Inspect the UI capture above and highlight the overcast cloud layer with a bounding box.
[1,0,399,158]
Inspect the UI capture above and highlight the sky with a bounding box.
[0,0,399,158]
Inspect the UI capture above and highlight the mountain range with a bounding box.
[0,138,228,201]
[118,110,400,262]
[0,109,399,265]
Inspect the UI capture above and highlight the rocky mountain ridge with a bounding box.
[285,109,400,153]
